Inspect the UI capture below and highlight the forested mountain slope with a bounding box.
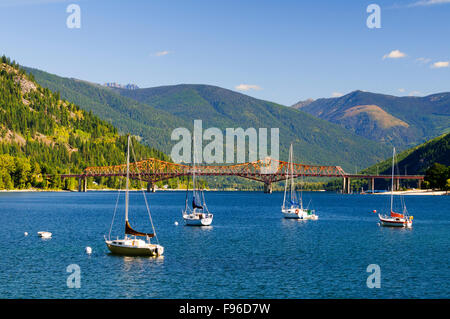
[0,57,168,190]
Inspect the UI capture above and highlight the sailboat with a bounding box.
[182,137,213,226]
[282,144,318,220]
[377,147,413,228]
[105,135,164,256]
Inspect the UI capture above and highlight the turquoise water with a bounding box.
[0,191,448,299]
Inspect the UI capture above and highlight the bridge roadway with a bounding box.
[56,157,424,193]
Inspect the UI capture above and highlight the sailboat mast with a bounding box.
[192,132,196,193]
[283,144,292,208]
[125,134,130,222]
[283,159,288,208]
[290,144,295,201]
[185,176,189,211]
[300,174,303,210]
[390,147,395,212]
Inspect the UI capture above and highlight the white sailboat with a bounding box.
[282,144,318,220]
[376,147,413,228]
[105,135,164,256]
[182,136,213,226]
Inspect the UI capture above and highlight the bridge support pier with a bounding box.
[78,177,87,192]
[342,177,346,194]
[371,178,375,193]
[342,177,351,194]
[263,183,272,194]
[147,182,155,193]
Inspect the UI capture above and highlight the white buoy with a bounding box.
[85,247,92,255]
[174,221,179,226]
[24,232,28,236]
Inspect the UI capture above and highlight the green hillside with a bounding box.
[26,68,393,172]
[295,90,450,148]
[23,67,188,153]
[0,57,168,190]
[363,132,450,176]
[113,85,392,171]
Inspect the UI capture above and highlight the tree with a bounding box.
[424,163,450,190]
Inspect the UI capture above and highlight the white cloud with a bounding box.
[383,50,407,60]
[409,91,423,96]
[235,84,262,91]
[398,88,406,93]
[431,61,449,68]
[154,51,171,57]
[416,57,431,64]
[408,0,450,7]
[331,92,343,97]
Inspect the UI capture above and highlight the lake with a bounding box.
[0,191,448,298]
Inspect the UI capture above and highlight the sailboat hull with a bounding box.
[183,213,213,226]
[378,214,412,228]
[105,240,164,256]
[282,208,307,219]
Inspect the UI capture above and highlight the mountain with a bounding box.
[23,66,188,153]
[363,132,450,176]
[291,98,314,109]
[26,68,392,171]
[294,90,450,148]
[113,84,392,170]
[0,57,168,190]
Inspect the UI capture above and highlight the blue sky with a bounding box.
[0,0,449,105]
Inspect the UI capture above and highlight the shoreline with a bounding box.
[0,188,447,195]
[370,189,448,196]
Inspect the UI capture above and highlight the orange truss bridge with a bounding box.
[60,157,424,193]
[61,157,346,193]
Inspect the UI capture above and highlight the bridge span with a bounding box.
[58,157,424,193]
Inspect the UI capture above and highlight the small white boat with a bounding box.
[37,231,52,238]
[306,212,319,220]
[282,144,318,220]
[105,135,164,257]
[182,133,213,226]
[375,147,413,228]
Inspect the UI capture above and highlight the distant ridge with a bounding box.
[295,90,450,148]
[291,98,314,109]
